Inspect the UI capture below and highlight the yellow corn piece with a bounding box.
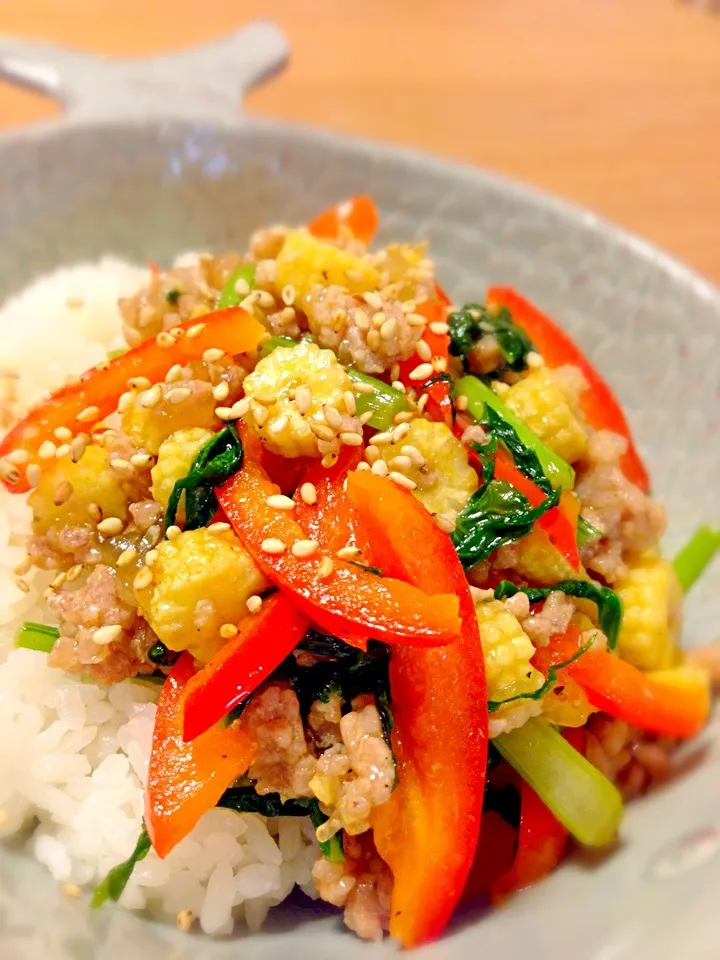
[498,526,586,587]
[503,368,588,464]
[276,230,379,301]
[475,599,544,703]
[616,554,682,670]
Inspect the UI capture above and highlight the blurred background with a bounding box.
[1,0,719,281]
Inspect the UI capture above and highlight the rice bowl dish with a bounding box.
[0,197,716,946]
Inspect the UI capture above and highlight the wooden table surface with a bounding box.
[2,0,720,282]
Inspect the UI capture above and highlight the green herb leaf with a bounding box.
[106,347,128,361]
[216,263,256,309]
[452,480,560,567]
[218,788,343,861]
[673,525,720,592]
[448,303,534,374]
[484,405,552,495]
[488,639,593,712]
[165,424,244,532]
[15,622,60,653]
[91,824,151,908]
[577,515,603,547]
[147,641,179,666]
[494,579,623,650]
[347,560,383,576]
[165,288,181,306]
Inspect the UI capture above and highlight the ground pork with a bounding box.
[242,684,317,799]
[313,833,392,941]
[467,334,503,376]
[304,285,425,374]
[520,590,577,647]
[585,713,677,800]
[576,430,666,583]
[47,564,155,684]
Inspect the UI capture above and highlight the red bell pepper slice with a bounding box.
[346,471,487,947]
[217,460,462,648]
[292,445,368,555]
[569,647,709,739]
[398,301,453,427]
[486,287,650,492]
[308,195,379,244]
[0,307,266,493]
[182,594,309,742]
[146,653,257,858]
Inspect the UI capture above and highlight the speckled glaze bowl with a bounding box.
[1,21,719,960]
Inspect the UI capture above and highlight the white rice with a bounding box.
[0,259,319,935]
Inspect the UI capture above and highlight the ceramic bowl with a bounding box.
[1,21,719,960]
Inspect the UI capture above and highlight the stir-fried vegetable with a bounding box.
[673,525,720,592]
[448,302,534,375]
[216,263,256,309]
[0,306,266,494]
[398,301,454,427]
[346,472,488,948]
[308,195,379,244]
[15,621,59,653]
[145,653,257,858]
[495,718,623,847]
[91,824,151,908]
[486,287,649,491]
[218,458,462,648]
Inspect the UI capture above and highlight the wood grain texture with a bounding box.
[1,0,719,281]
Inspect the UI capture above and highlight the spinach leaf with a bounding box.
[165,288,181,305]
[91,824,151,908]
[147,640,179,666]
[484,406,552,496]
[470,436,498,488]
[488,639,593,713]
[218,788,343,862]
[452,480,560,567]
[165,424,244,532]
[494,580,623,650]
[577,515,603,547]
[448,303,534,374]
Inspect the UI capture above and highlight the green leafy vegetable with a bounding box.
[147,641,179,666]
[449,302,534,374]
[91,824,151,908]
[106,348,128,361]
[673,525,720,592]
[347,560,384,576]
[577,515,603,547]
[494,718,623,847]
[260,335,409,430]
[16,622,59,653]
[488,639,592,712]
[165,424,244,532]
[216,263,256,309]
[484,404,552,495]
[218,788,343,861]
[165,288,181,305]
[452,480,560,567]
[456,375,575,490]
[493,579,623,650]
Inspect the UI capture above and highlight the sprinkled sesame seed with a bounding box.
[156,331,177,348]
[214,406,235,421]
[455,395,468,412]
[372,431,393,446]
[5,449,29,465]
[311,422,336,442]
[128,376,152,391]
[144,549,159,567]
[321,452,339,468]
[246,594,263,614]
[408,362,433,381]
[165,363,184,383]
[393,410,415,425]
[186,322,207,339]
[295,385,312,415]
[234,277,251,296]
[203,347,225,364]
[400,444,424,465]
[365,444,380,464]
[167,387,192,405]
[56,444,71,459]
[51,571,67,590]
[359,410,374,425]
[166,524,182,540]
[87,502,102,522]
[26,463,41,487]
[336,546,362,560]
[389,455,412,471]
[266,494,295,511]
[231,398,250,419]
[140,385,162,408]
[257,290,276,310]
[367,329,381,351]
[0,459,19,485]
[353,381,375,395]
[363,291,383,310]
[97,516,124,536]
[130,452,152,469]
[207,521,232,534]
[372,311,386,330]
[93,624,122,646]
[429,321,449,335]
[527,351,545,369]
[432,356,448,373]
[281,284,296,306]
[14,557,32,576]
[37,440,57,460]
[117,546,138,567]
[292,539,319,558]
[300,482,317,505]
[110,458,135,478]
[493,381,511,396]
[220,623,238,639]
[261,538,287,555]
[340,431,363,446]
[416,339,432,362]
[14,577,30,594]
[316,556,334,580]
[391,380,406,393]
[76,405,100,423]
[134,567,154,592]
[213,381,230,402]
[117,391,133,414]
[176,909,195,934]
[390,363,401,383]
[322,405,343,430]
[390,471,417,490]
[53,481,74,506]
[253,404,270,427]
[53,426,72,442]
[343,391,357,415]
[406,313,427,328]
[416,394,429,414]
[70,436,87,463]
[371,459,389,477]
[393,422,410,442]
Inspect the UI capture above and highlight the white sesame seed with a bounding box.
[128,376,152,391]
[353,381,375,395]
[176,909,195,934]
[261,538,287,555]
[118,391,133,414]
[87,502,102,523]
[156,331,177,348]
[416,339,432,362]
[269,414,289,436]
[311,422,336,442]
[133,567,152,590]
[432,356,448,373]
[266,495,295,511]
[207,521,232,533]
[323,405,343,430]
[300,482,317,505]
[365,444,380,464]
[253,403,270,427]
[220,622,238,639]
[372,311,386,330]
[389,455,412,471]
[92,624,122,646]
[130,452,152,469]
[281,284,296,306]
[292,539,319,558]
[389,471,417,490]
[186,322,207,339]
[5,449,29,465]
[61,882,82,900]
[393,410,415,424]
[51,571,67,590]
[38,440,57,460]
[53,480,74,506]
[14,577,30,594]
[117,546,138,567]
[203,347,225,364]
[166,524,182,540]
[97,517,124,536]
[321,452,339,468]
[231,398,250,419]
[359,410,374,425]
[406,313,427,328]
[53,426,72,442]
[493,381,511,396]
[165,363,184,383]
[55,444,70,459]
[255,388,277,407]
[367,329,381,351]
[246,595,263,614]
[140,385,162,408]
[429,321,449,335]
[336,546,362,560]
[213,381,230,402]
[416,394,429,413]
[356,461,371,471]
[392,422,410,442]
[295,385,312,415]
[76,405,100,423]
[146,524,162,546]
[408,362,434,381]
[25,463,41,487]
[167,387,192,405]
[14,557,32,576]
[144,549,159,567]
[316,556,334,580]
[343,391,357,415]
[234,277,251,298]
[527,350,545,369]
[400,444,425,465]
[214,406,234,421]
[363,291,383,310]
[110,458,135,478]
[371,431,393,446]
[70,436,87,463]
[371,459,389,477]
[455,395,469,412]
[340,431,363,446]
[256,290,276,310]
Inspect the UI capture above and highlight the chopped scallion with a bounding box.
[16,622,60,653]
[673,525,720,592]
